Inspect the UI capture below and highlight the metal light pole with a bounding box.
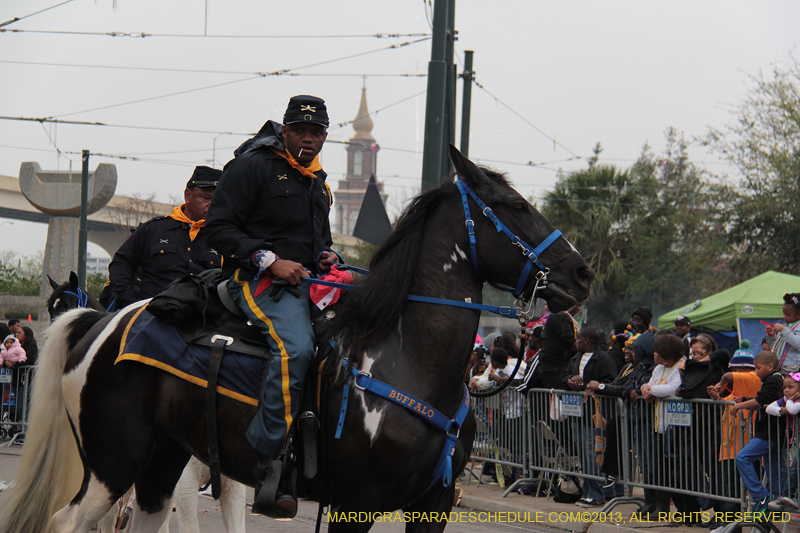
[420,0,449,192]
[440,0,456,179]
[78,150,89,288]
[460,50,474,158]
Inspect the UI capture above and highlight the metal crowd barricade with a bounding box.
[0,365,35,445]
[468,387,770,510]
[467,390,529,488]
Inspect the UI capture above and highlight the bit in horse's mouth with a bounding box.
[541,282,578,311]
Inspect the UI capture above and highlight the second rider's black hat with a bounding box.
[186,166,222,189]
[283,95,329,128]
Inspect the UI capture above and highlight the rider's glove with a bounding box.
[268,279,301,302]
[252,250,278,280]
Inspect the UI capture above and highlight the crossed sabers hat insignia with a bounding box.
[300,105,316,112]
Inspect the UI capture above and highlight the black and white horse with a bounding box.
[1,147,593,532]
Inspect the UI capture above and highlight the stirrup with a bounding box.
[251,458,298,519]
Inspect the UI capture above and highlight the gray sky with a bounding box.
[1,0,799,259]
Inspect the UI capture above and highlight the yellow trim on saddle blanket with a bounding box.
[115,301,259,406]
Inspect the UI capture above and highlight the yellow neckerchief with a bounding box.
[270,148,331,206]
[271,148,322,178]
[653,358,683,432]
[167,205,204,242]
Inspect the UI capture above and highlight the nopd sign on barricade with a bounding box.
[0,368,11,384]
[664,400,692,427]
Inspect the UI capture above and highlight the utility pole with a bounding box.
[459,50,474,158]
[420,0,449,192]
[78,149,89,288]
[440,0,456,179]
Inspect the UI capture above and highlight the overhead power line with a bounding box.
[0,59,426,77]
[0,0,76,29]
[43,37,430,119]
[472,80,582,159]
[0,28,430,39]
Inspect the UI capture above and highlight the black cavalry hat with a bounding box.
[186,165,222,189]
[283,95,329,128]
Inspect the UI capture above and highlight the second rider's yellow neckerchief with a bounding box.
[167,205,204,242]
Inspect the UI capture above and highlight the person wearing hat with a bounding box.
[673,315,692,357]
[108,165,221,308]
[204,95,339,517]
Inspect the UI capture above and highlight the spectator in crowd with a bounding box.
[733,351,786,516]
[464,344,489,385]
[560,327,616,507]
[15,327,37,367]
[673,315,692,357]
[623,307,672,519]
[525,304,580,391]
[605,322,630,374]
[588,331,639,488]
[1,334,26,366]
[0,321,9,340]
[689,333,717,362]
[524,321,544,364]
[765,292,800,375]
[764,373,800,510]
[642,334,696,518]
[707,345,763,530]
[7,319,21,337]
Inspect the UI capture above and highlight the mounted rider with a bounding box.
[204,95,340,517]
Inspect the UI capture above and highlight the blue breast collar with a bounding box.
[335,353,471,494]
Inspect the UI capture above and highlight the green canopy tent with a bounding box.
[657,270,800,349]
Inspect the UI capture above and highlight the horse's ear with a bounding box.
[449,144,490,190]
[69,271,79,288]
[48,276,59,290]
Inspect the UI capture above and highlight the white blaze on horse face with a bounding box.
[444,243,467,273]
[566,238,578,253]
[355,351,386,447]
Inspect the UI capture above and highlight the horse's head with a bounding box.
[47,271,93,321]
[449,145,594,312]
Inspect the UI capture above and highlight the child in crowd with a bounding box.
[733,351,787,516]
[707,342,763,530]
[0,334,26,366]
[765,293,800,375]
[765,373,800,511]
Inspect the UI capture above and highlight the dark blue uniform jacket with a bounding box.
[204,120,335,280]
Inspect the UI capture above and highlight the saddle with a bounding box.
[146,268,335,513]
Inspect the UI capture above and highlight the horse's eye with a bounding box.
[512,203,527,213]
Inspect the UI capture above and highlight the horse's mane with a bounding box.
[334,168,510,361]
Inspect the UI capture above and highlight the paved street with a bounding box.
[0,446,553,532]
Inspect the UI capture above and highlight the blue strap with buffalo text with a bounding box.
[335,355,471,488]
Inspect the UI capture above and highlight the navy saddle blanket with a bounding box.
[116,305,266,406]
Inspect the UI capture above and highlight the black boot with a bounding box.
[636,488,658,517]
[251,454,298,518]
[648,490,671,520]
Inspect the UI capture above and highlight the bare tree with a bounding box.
[105,193,162,239]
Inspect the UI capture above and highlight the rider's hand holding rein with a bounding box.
[317,251,337,273]
[269,259,310,285]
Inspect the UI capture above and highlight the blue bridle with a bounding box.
[61,287,89,309]
[456,178,562,299]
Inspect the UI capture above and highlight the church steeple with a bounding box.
[350,80,375,142]
[333,82,386,236]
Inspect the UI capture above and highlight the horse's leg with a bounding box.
[219,476,247,533]
[127,438,190,533]
[402,486,456,533]
[173,457,204,533]
[50,473,121,533]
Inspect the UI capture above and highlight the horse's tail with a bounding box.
[0,309,102,533]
